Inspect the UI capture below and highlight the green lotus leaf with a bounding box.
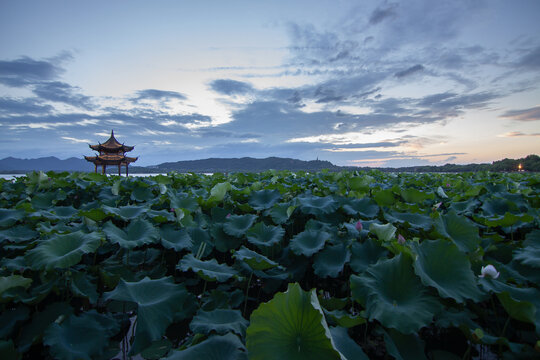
[168,190,199,211]
[329,326,369,360]
[101,204,148,220]
[25,231,102,270]
[35,206,79,221]
[369,223,397,242]
[497,291,536,324]
[131,186,155,202]
[78,208,108,222]
[43,310,119,360]
[0,208,25,228]
[0,275,32,296]
[341,197,379,219]
[290,229,330,257]
[249,189,282,210]
[0,339,17,359]
[400,188,434,203]
[103,218,159,249]
[190,309,248,337]
[349,238,388,273]
[0,306,30,339]
[147,209,175,223]
[385,211,433,231]
[224,214,258,237]
[188,227,214,258]
[70,272,99,304]
[434,210,480,253]
[178,253,238,282]
[412,239,483,303]
[0,225,38,243]
[233,246,279,271]
[268,203,292,224]
[165,333,247,360]
[324,310,366,328]
[298,195,339,216]
[350,254,441,334]
[140,339,172,360]
[246,222,284,249]
[373,189,396,206]
[313,243,351,278]
[514,233,540,268]
[246,282,343,360]
[104,276,193,355]
[211,223,244,252]
[160,224,193,251]
[378,327,428,360]
[31,191,61,209]
[209,182,232,202]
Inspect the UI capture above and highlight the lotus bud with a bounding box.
[397,234,406,244]
[446,183,450,187]
[170,208,175,213]
[355,220,363,231]
[226,213,232,219]
[479,264,499,279]
[432,202,442,211]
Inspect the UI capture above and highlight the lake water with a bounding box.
[0,173,212,180]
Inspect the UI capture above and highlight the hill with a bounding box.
[0,156,93,173]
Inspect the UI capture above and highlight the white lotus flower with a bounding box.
[479,264,499,279]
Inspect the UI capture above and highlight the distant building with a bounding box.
[84,130,138,175]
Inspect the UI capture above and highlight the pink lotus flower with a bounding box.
[397,234,406,244]
[226,213,232,219]
[446,183,450,187]
[479,264,499,279]
[355,220,363,231]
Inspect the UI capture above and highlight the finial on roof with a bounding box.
[111,129,115,137]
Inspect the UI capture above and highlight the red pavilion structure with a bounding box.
[84,130,138,176]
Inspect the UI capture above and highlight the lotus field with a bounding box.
[0,170,539,359]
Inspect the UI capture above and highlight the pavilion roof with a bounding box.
[89,130,135,152]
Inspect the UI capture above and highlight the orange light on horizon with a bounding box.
[518,163,523,171]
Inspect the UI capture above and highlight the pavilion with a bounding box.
[84,130,138,176]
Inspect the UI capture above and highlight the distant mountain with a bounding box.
[133,157,339,173]
[0,156,93,173]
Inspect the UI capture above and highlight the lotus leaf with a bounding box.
[104,276,193,354]
[103,218,159,249]
[130,186,154,202]
[190,309,248,337]
[0,275,32,296]
[168,190,199,211]
[43,310,119,360]
[246,222,284,249]
[329,326,369,360]
[298,195,339,216]
[209,182,232,202]
[369,223,397,242]
[324,310,366,328]
[378,327,428,360]
[0,225,38,243]
[101,204,148,220]
[0,306,30,338]
[341,197,379,219]
[188,227,214,258]
[413,239,483,303]
[178,253,238,282]
[290,229,330,257]
[435,210,480,253]
[224,214,258,237]
[384,211,434,231]
[349,238,388,273]
[400,188,434,203]
[249,189,281,210]
[0,208,25,228]
[246,282,343,360]
[160,225,193,251]
[313,243,350,278]
[25,231,101,270]
[350,254,441,334]
[212,223,244,252]
[165,333,247,360]
[233,246,279,271]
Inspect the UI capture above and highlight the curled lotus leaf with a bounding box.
[350,254,442,334]
[435,210,480,253]
[290,229,330,257]
[233,246,279,271]
[0,208,25,228]
[43,310,119,360]
[101,204,148,220]
[329,326,369,360]
[0,275,32,297]
[160,224,193,251]
[246,222,284,249]
[104,276,193,355]
[178,253,238,282]
[103,219,159,249]
[246,282,343,360]
[349,238,388,274]
[249,189,282,210]
[223,214,258,237]
[313,244,351,278]
[165,333,247,360]
[25,231,102,270]
[341,197,379,219]
[190,309,248,337]
[369,223,397,242]
[298,195,339,216]
[413,239,483,303]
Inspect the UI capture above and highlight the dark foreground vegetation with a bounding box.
[0,170,539,359]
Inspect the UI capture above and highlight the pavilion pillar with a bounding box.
[102,165,106,175]
[118,164,121,176]
[94,164,97,173]
[126,164,129,176]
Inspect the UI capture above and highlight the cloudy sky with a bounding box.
[1,0,539,167]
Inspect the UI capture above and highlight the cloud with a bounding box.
[498,131,540,137]
[0,97,53,115]
[209,79,254,95]
[394,64,424,78]
[32,81,94,109]
[518,45,540,70]
[0,56,64,87]
[61,136,91,143]
[500,106,540,121]
[369,3,399,25]
[131,89,187,102]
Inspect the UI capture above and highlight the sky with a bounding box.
[1,0,539,167]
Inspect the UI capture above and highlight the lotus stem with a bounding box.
[243,272,253,317]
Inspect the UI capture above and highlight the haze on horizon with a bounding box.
[1,0,539,168]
